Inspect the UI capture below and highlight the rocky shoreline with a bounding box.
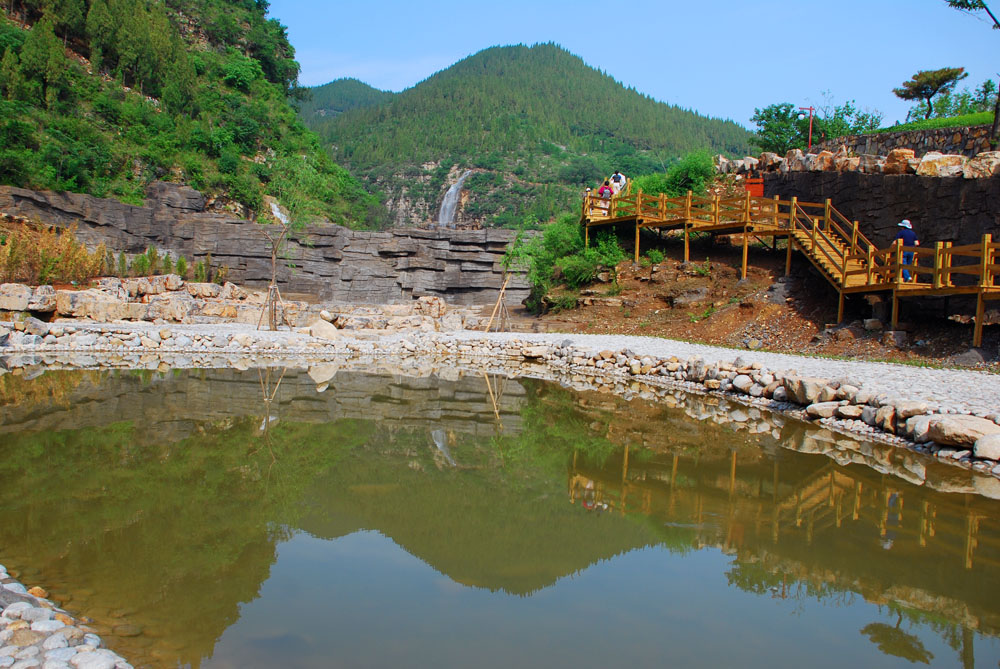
[0,565,131,669]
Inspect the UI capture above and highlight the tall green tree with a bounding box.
[893,68,969,120]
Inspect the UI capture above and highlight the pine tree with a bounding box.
[0,47,25,100]
[893,67,969,120]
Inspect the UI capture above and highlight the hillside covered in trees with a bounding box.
[302,43,754,227]
[0,0,382,228]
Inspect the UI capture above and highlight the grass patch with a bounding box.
[877,112,993,134]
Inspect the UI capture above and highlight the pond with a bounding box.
[1,365,999,668]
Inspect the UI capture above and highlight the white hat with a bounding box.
[898,219,912,229]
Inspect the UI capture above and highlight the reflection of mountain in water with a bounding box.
[1,369,1000,667]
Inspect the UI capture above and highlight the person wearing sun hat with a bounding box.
[895,219,919,282]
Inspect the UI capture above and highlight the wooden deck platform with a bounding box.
[581,190,999,346]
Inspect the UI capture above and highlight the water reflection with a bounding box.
[0,367,998,668]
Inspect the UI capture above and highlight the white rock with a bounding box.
[974,433,1000,460]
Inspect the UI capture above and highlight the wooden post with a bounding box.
[933,241,943,289]
[712,195,720,225]
[866,247,874,285]
[837,291,845,323]
[773,195,780,228]
[684,223,690,263]
[943,241,953,287]
[741,224,749,280]
[851,220,859,250]
[584,224,589,249]
[785,234,793,276]
[891,292,899,330]
[634,222,640,264]
[824,198,831,232]
[894,239,903,284]
[659,192,666,220]
[685,190,692,221]
[810,216,818,253]
[974,289,985,347]
[982,234,993,287]
[744,190,751,224]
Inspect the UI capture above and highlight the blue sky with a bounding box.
[268,0,998,130]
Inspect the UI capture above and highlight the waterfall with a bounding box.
[437,170,473,228]
[269,200,289,226]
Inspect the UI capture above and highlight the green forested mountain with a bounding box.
[301,43,753,227]
[298,77,393,119]
[0,0,382,228]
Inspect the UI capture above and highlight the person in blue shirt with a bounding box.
[895,219,919,282]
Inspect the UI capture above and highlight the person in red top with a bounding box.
[895,219,919,282]
[597,180,613,213]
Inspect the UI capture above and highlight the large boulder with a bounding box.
[835,156,861,172]
[782,376,830,405]
[55,289,128,321]
[928,415,1000,447]
[975,433,1000,460]
[306,319,341,341]
[785,149,809,172]
[0,283,32,311]
[810,150,836,171]
[759,152,783,170]
[883,148,916,175]
[916,151,966,177]
[858,154,885,173]
[964,151,1000,179]
[27,285,56,311]
[715,155,731,174]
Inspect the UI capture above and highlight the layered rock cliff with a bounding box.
[0,184,529,306]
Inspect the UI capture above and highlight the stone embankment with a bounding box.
[1,565,131,669]
[3,322,1000,484]
[719,146,1000,179]
[0,278,484,335]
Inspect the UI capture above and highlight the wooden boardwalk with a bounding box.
[581,190,1000,346]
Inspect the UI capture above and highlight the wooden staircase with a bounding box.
[581,189,1000,346]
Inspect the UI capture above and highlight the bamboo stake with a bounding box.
[483,273,510,332]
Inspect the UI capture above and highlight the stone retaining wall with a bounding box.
[763,171,1000,247]
[0,184,529,307]
[813,124,994,158]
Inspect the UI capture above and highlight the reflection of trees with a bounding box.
[861,612,934,664]
[0,413,374,668]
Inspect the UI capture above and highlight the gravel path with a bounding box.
[447,331,1000,416]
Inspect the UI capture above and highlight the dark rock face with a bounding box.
[0,183,528,306]
[764,172,1000,247]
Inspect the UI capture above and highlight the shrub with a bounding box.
[131,253,150,277]
[646,249,665,264]
[0,221,105,284]
[176,256,188,278]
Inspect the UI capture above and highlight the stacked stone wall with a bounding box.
[763,171,1000,247]
[813,124,994,158]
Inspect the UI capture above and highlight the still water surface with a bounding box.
[1,366,999,668]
